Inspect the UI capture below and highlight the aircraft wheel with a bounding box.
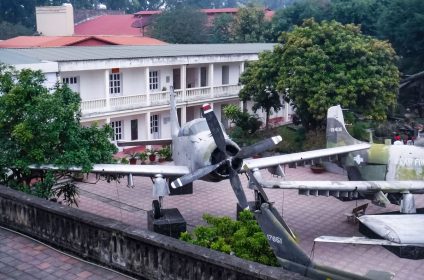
[152,200,161,219]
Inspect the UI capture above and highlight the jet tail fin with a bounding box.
[326,105,362,148]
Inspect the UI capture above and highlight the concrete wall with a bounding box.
[0,186,306,280]
[36,5,74,36]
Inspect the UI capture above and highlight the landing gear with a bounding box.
[152,199,161,219]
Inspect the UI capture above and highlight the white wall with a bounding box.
[36,5,74,36]
[213,63,240,85]
[122,68,145,96]
[71,70,105,100]
[44,73,58,90]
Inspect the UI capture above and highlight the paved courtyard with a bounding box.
[1,165,423,279]
[75,166,424,280]
[0,227,131,280]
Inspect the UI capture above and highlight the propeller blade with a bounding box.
[202,104,227,155]
[171,161,223,188]
[236,136,282,159]
[229,167,249,210]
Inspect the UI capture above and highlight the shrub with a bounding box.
[180,211,279,266]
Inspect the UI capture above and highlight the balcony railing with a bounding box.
[81,85,241,115]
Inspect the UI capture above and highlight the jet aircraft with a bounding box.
[244,105,424,253]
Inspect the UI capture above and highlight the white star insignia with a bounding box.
[353,154,364,165]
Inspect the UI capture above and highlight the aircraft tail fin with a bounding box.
[170,86,180,138]
[326,105,362,148]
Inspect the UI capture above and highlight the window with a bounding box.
[150,114,159,134]
[63,77,78,84]
[149,71,159,90]
[200,67,207,87]
[62,76,80,93]
[109,73,121,95]
[110,121,123,141]
[131,119,138,140]
[222,65,229,85]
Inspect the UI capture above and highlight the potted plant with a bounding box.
[120,157,129,164]
[310,163,325,174]
[138,152,148,164]
[126,152,138,165]
[158,146,172,162]
[146,149,157,162]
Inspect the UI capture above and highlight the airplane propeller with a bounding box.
[171,103,282,210]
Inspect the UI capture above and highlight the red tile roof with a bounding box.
[75,15,142,36]
[0,35,166,48]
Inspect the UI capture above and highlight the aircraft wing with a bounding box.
[243,143,370,170]
[117,138,173,147]
[359,215,424,245]
[254,180,424,194]
[315,214,424,247]
[29,163,190,177]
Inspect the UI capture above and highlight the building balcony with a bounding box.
[80,84,241,117]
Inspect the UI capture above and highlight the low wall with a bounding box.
[0,186,306,280]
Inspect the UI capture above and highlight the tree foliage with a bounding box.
[148,7,208,43]
[230,6,272,43]
[180,211,279,266]
[0,65,117,204]
[223,104,262,135]
[376,0,424,74]
[276,19,399,129]
[239,51,282,128]
[210,13,234,43]
[270,0,331,40]
[0,21,33,40]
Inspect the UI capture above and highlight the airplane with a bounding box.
[250,104,424,213]
[243,105,424,255]
[30,88,370,220]
[240,165,394,280]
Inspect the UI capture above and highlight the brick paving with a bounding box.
[1,165,424,279]
[75,166,424,280]
[0,227,132,280]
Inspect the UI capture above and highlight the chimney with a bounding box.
[36,4,74,36]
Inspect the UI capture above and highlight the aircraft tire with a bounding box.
[152,200,161,219]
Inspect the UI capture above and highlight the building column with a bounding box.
[181,64,187,101]
[145,67,150,106]
[145,111,151,140]
[209,63,214,97]
[181,105,187,125]
[240,61,245,74]
[104,70,110,109]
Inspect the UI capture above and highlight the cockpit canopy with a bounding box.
[178,119,210,137]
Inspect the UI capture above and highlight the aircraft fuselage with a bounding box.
[345,143,424,181]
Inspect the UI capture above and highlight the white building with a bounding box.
[0,44,293,143]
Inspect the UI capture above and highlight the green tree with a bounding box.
[270,0,331,41]
[330,0,384,36]
[239,51,282,128]
[210,13,234,43]
[0,21,33,40]
[276,19,399,129]
[0,65,117,205]
[230,6,272,43]
[148,7,208,43]
[376,0,424,74]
